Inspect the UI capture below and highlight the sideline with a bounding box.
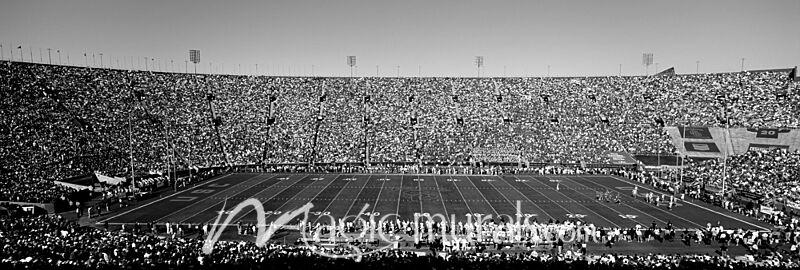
[97,174,235,223]
[604,175,769,231]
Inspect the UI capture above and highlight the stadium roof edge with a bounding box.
[1,60,795,80]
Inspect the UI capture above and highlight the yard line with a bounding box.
[496,176,555,222]
[311,174,366,224]
[98,174,233,223]
[417,177,424,216]
[394,175,405,221]
[369,175,388,218]
[343,174,375,221]
[479,176,526,219]
[521,176,616,227]
[531,176,647,228]
[164,174,270,223]
[448,176,474,217]
[594,175,767,231]
[178,174,304,224]
[462,176,500,217]
[431,176,450,220]
[569,175,704,228]
[556,175,670,226]
[262,173,342,224]
[206,174,313,225]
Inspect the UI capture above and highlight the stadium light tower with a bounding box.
[189,49,200,74]
[740,58,745,72]
[347,56,356,77]
[475,56,484,77]
[642,53,653,76]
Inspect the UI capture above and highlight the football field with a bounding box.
[100,173,769,231]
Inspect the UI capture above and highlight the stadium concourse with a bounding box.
[2,59,800,269]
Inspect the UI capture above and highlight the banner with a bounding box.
[604,151,637,165]
[677,126,713,139]
[747,128,790,139]
[684,142,720,153]
[748,144,789,152]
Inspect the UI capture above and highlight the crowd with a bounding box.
[1,58,799,268]
[2,212,800,269]
[0,62,798,202]
[4,62,798,167]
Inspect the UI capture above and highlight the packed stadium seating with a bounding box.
[3,60,800,269]
[1,214,799,269]
[2,61,798,177]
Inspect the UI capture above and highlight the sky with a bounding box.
[1,0,798,77]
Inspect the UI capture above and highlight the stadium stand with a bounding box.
[2,60,800,269]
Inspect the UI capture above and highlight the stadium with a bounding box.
[2,1,800,269]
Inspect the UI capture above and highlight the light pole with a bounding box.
[696,61,700,74]
[740,58,745,72]
[475,56,484,77]
[57,50,61,65]
[47,48,52,64]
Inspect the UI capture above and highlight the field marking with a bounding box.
[207,174,313,225]
[98,174,234,224]
[447,176,475,216]
[159,174,268,222]
[604,175,768,231]
[368,174,388,218]
[523,176,619,227]
[260,173,341,224]
[515,176,586,222]
[498,176,555,221]
[537,175,649,228]
[394,175,405,220]
[175,174,296,224]
[480,176,530,218]
[431,176,451,220]
[462,176,500,217]
[557,176,672,227]
[570,175,704,229]
[342,174,374,220]
[416,176,425,217]
[311,175,364,224]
